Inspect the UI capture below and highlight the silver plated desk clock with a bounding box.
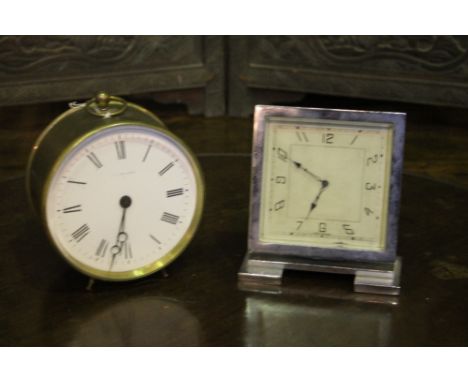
[239,105,406,295]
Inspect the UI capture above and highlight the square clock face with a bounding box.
[248,106,406,263]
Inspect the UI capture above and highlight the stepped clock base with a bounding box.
[238,253,402,296]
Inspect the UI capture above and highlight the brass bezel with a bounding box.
[31,118,204,281]
[26,106,83,216]
[26,99,164,215]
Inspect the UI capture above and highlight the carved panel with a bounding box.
[0,36,203,82]
[249,36,468,76]
[229,36,468,116]
[0,36,224,116]
[315,36,468,73]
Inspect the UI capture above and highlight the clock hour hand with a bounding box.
[307,180,329,215]
[109,195,132,270]
[294,179,330,233]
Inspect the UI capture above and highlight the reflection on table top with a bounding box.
[1,169,467,346]
[1,99,468,346]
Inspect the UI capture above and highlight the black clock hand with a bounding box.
[282,152,330,232]
[292,160,323,184]
[306,180,329,217]
[294,179,330,233]
[109,195,132,270]
[290,159,329,219]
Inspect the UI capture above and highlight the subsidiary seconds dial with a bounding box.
[45,124,202,279]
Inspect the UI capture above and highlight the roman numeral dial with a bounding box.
[159,162,174,176]
[87,152,103,169]
[96,239,109,257]
[115,140,126,160]
[71,224,90,242]
[46,125,202,279]
[161,212,179,224]
[166,188,184,197]
[62,204,82,213]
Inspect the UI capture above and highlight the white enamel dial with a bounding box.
[259,118,393,252]
[45,124,201,278]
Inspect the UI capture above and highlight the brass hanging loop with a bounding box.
[86,92,128,118]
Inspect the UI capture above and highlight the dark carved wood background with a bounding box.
[229,36,468,116]
[2,36,468,117]
[0,36,201,75]
[0,36,225,116]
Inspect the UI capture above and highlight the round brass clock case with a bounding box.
[26,93,204,281]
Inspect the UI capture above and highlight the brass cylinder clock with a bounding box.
[26,93,204,281]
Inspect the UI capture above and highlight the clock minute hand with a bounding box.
[292,160,323,184]
[109,195,132,271]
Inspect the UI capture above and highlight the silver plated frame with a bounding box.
[239,105,406,295]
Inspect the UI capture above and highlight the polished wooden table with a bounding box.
[1,97,468,346]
